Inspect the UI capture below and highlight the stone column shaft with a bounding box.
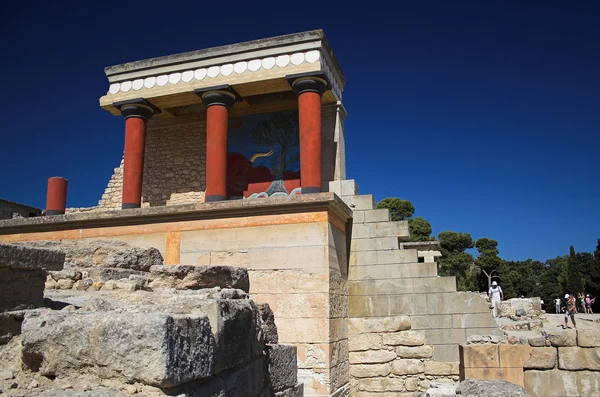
[46,177,68,215]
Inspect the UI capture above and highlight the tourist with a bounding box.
[563,294,577,329]
[488,281,503,317]
[579,293,586,313]
[555,297,562,314]
[586,294,595,314]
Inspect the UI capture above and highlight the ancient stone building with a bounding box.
[0,30,514,397]
[0,199,41,220]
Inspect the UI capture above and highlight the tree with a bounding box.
[376,198,415,221]
[473,238,503,291]
[408,217,434,242]
[437,231,475,291]
[566,245,584,295]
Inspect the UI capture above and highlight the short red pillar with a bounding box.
[199,90,237,202]
[290,76,328,193]
[116,100,158,209]
[46,177,68,215]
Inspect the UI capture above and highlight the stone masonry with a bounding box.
[329,179,501,364]
[98,122,207,210]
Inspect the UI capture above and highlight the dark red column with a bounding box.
[199,90,236,202]
[116,101,158,209]
[46,177,68,215]
[291,76,328,193]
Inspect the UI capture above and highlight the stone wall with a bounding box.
[348,316,459,396]
[98,121,207,210]
[459,329,600,397]
[0,199,41,220]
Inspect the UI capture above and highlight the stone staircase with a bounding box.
[329,180,501,362]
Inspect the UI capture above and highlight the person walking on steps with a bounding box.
[488,281,503,317]
[563,294,577,329]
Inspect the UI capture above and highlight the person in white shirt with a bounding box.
[488,281,504,317]
[555,297,562,313]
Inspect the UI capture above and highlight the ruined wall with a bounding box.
[348,316,459,396]
[0,199,41,220]
[98,122,207,209]
[460,329,600,397]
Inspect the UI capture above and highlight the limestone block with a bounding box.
[357,376,406,392]
[349,349,396,364]
[354,209,390,223]
[498,344,533,368]
[545,329,577,347]
[382,331,425,346]
[392,359,425,375]
[424,361,459,376]
[275,270,329,294]
[349,363,391,378]
[274,293,328,318]
[340,179,359,196]
[523,347,557,369]
[423,328,466,345]
[413,277,457,293]
[149,265,250,292]
[452,313,498,328]
[527,336,546,347]
[349,333,382,351]
[577,329,600,347]
[21,311,214,387]
[459,345,500,368]
[349,295,417,317]
[395,345,433,359]
[433,344,460,362]
[0,244,65,271]
[459,366,524,387]
[266,344,297,392]
[277,318,329,343]
[350,279,413,296]
[524,369,600,397]
[330,360,350,392]
[410,314,453,330]
[375,221,410,239]
[343,194,375,210]
[351,237,399,252]
[348,316,411,335]
[558,346,600,370]
[405,376,419,392]
[457,379,530,397]
[427,292,490,315]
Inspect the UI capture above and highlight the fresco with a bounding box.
[227,110,301,199]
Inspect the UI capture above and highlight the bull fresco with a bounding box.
[227,110,301,199]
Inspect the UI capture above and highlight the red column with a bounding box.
[200,90,236,202]
[46,177,68,215]
[117,101,157,209]
[291,76,328,193]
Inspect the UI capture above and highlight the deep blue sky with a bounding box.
[1,1,598,261]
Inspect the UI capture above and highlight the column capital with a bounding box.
[286,72,329,96]
[195,85,240,108]
[113,98,160,120]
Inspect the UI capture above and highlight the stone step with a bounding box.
[350,249,419,266]
[348,262,439,280]
[351,221,410,240]
[349,276,457,296]
[348,292,492,317]
[342,194,376,211]
[350,237,399,252]
[328,179,359,197]
[353,209,390,223]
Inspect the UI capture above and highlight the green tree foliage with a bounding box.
[376,198,415,221]
[408,217,434,242]
[474,238,505,292]
[566,245,584,295]
[437,231,475,291]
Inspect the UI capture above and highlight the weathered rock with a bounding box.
[544,329,577,347]
[0,244,65,272]
[348,316,411,335]
[258,303,278,344]
[524,369,600,397]
[349,349,396,364]
[515,308,526,317]
[523,347,556,369]
[382,330,425,346]
[392,359,424,375]
[16,240,163,271]
[558,346,600,370]
[577,329,600,347]
[85,267,148,282]
[274,384,303,397]
[349,363,391,378]
[349,333,382,351]
[21,311,215,387]
[527,336,546,347]
[467,335,484,344]
[266,344,297,391]
[424,361,459,376]
[30,388,129,396]
[49,264,82,281]
[149,265,250,292]
[457,379,531,397]
[395,345,434,359]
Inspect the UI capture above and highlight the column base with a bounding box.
[205,195,226,202]
[122,203,141,209]
[45,210,65,216]
[301,187,322,194]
